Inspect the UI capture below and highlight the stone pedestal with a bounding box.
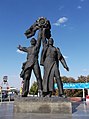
[14,96,72,114]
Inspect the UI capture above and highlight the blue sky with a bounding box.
[0,0,89,89]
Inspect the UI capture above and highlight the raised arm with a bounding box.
[42,28,48,47]
[35,29,42,49]
[17,45,28,52]
[40,28,48,66]
[57,48,69,71]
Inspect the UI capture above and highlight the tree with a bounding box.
[86,75,89,82]
[76,75,87,83]
[29,81,38,95]
[61,76,75,83]
[29,75,89,97]
[61,76,69,83]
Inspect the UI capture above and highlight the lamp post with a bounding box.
[83,88,85,101]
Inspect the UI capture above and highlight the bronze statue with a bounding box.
[18,29,43,97]
[18,17,69,98]
[40,29,69,97]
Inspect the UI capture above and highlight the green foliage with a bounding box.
[61,76,75,83]
[61,75,89,83]
[29,75,89,97]
[76,75,87,83]
[56,75,89,97]
[29,81,38,95]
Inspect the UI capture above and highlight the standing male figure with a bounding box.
[18,30,43,97]
[41,29,69,97]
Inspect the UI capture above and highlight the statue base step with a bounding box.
[14,96,72,114]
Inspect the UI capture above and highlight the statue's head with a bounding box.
[48,38,54,46]
[30,38,36,45]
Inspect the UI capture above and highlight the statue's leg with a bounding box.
[43,68,48,92]
[33,63,43,97]
[42,69,49,97]
[22,68,32,97]
[46,65,56,97]
[54,65,64,96]
[48,66,54,92]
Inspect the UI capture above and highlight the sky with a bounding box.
[0,0,89,89]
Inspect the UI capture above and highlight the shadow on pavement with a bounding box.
[72,102,81,113]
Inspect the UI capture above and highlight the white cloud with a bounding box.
[16,49,24,54]
[59,17,68,23]
[53,17,68,26]
[53,22,60,26]
[63,55,68,59]
[77,5,82,9]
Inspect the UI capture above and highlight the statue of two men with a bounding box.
[18,17,69,97]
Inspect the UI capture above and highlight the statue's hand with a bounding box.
[66,67,69,71]
[17,45,21,50]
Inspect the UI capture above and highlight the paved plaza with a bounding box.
[0,101,89,119]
